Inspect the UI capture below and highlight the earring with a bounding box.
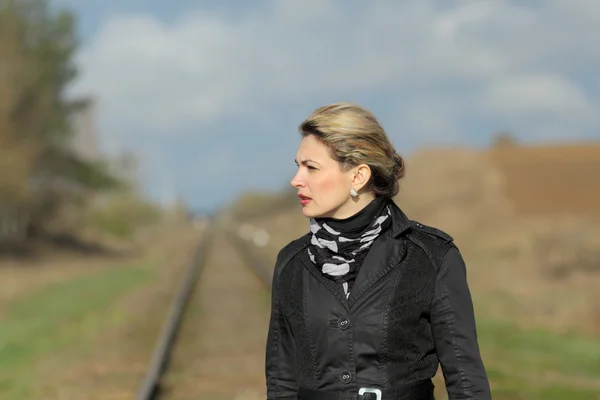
[350,188,358,198]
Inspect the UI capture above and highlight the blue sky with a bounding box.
[52,0,600,212]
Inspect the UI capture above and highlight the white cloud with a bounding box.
[70,0,600,143]
[391,95,469,148]
[483,74,594,115]
[67,0,600,206]
[72,14,250,134]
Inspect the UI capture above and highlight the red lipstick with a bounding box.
[298,194,312,205]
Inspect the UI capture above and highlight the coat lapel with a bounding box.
[347,201,412,308]
[346,233,408,308]
[300,250,350,311]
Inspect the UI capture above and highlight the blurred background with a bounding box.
[1,0,599,399]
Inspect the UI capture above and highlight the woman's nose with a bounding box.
[290,170,303,188]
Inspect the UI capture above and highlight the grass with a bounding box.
[1,217,599,399]
[451,318,600,399]
[0,259,156,399]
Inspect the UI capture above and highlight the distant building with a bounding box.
[69,96,100,163]
[68,96,140,188]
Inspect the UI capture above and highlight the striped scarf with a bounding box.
[307,203,392,298]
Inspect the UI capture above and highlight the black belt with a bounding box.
[298,379,434,400]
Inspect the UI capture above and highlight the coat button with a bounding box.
[338,316,350,330]
[340,371,352,384]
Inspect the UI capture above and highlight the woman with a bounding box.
[265,103,491,400]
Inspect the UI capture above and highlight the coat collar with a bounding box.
[299,198,413,310]
[385,198,413,238]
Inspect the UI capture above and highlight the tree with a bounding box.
[0,0,121,241]
[491,130,518,149]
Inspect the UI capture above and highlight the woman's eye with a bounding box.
[307,166,317,170]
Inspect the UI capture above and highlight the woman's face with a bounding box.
[290,135,353,218]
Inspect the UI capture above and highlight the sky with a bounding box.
[51,0,600,212]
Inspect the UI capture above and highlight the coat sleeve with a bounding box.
[265,259,298,400]
[430,246,492,399]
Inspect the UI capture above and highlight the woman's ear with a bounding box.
[351,164,372,192]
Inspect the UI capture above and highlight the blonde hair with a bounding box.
[299,102,405,198]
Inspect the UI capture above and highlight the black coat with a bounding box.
[265,201,492,400]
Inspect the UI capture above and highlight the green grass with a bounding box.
[0,261,156,399]
[474,318,600,399]
[1,259,599,400]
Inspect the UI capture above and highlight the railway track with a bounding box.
[136,219,274,400]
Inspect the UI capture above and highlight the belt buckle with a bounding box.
[358,387,382,400]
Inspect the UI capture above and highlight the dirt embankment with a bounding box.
[239,140,600,335]
[488,142,600,217]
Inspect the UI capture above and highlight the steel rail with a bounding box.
[135,219,275,400]
[136,222,217,400]
[225,228,273,289]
